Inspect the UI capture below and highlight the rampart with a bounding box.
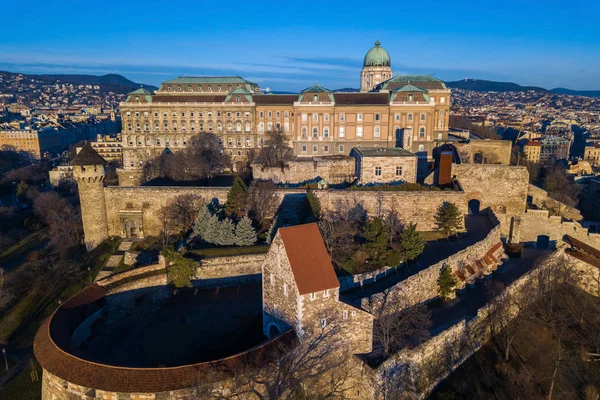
[252,156,356,184]
[453,139,512,165]
[453,164,528,234]
[519,209,600,248]
[527,183,583,221]
[35,260,295,400]
[361,211,502,314]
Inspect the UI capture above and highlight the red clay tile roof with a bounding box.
[34,284,297,393]
[278,223,340,295]
[524,140,542,147]
[333,93,389,105]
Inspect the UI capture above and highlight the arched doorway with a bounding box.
[268,323,281,337]
[468,199,481,216]
[474,152,484,164]
[536,235,550,249]
[125,220,138,238]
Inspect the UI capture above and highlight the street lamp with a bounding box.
[2,348,7,371]
[87,266,92,284]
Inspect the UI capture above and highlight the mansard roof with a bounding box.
[224,88,253,102]
[374,75,447,91]
[125,87,153,103]
[333,92,389,105]
[151,95,228,103]
[253,94,298,105]
[162,76,258,85]
[278,223,340,295]
[71,142,107,166]
[395,84,426,92]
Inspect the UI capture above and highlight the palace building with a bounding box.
[118,41,450,185]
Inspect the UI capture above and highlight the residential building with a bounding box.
[350,147,417,184]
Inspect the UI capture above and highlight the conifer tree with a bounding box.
[217,218,236,246]
[202,214,221,245]
[235,216,257,246]
[266,217,278,245]
[437,264,458,301]
[362,218,389,267]
[224,176,249,220]
[434,202,463,238]
[193,203,212,239]
[399,222,424,263]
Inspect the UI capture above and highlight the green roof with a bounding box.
[126,87,153,102]
[353,147,416,158]
[162,76,257,85]
[386,75,443,83]
[395,84,426,92]
[301,83,331,93]
[364,41,391,67]
[224,88,253,102]
[128,87,152,95]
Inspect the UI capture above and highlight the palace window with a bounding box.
[236,123,242,132]
[268,122,273,131]
[217,123,223,132]
[227,112,232,118]
[357,113,363,121]
[163,121,168,131]
[312,127,318,138]
[302,127,308,138]
[440,97,446,103]
[339,144,344,153]
[191,123,195,131]
[154,122,159,131]
[200,122,204,131]
[144,123,150,131]
[313,145,318,153]
[374,126,380,138]
[217,112,221,117]
[228,137,233,147]
[323,145,329,152]
[324,113,329,121]
[356,126,363,137]
[181,122,186,131]
[302,113,307,122]
[126,111,131,117]
[323,128,329,138]
[375,113,380,121]
[440,110,445,116]
[408,113,413,122]
[338,126,345,138]
[236,112,241,117]
[208,85,212,92]
[136,123,141,131]
[375,167,382,176]
[395,113,400,121]
[420,113,426,121]
[339,113,345,121]
[284,122,289,131]
[419,127,425,137]
[396,166,403,176]
[237,137,242,147]
[188,85,192,92]
[217,85,222,92]
[284,111,289,118]
[310,293,316,300]
[228,123,233,131]
[268,112,272,118]
[236,96,240,102]
[276,111,280,118]
[260,111,264,118]
[313,114,318,122]
[408,94,413,101]
[198,85,203,92]
[313,94,319,102]
[167,85,172,91]
[172,123,177,132]
[135,112,140,117]
[260,123,265,131]
[245,122,251,132]
[177,85,182,92]
[302,144,307,153]
[245,112,250,117]
[127,122,132,131]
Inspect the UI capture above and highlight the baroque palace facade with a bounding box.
[119,41,450,184]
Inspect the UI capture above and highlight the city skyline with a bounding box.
[2,0,600,92]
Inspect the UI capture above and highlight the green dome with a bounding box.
[363,41,391,67]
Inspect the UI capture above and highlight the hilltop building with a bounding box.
[118,42,451,185]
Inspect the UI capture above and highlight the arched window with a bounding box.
[163,121,168,131]
[246,137,251,146]
[236,137,242,147]
[177,85,182,92]
[172,122,177,132]
[323,128,329,138]
[190,122,195,132]
[324,113,329,121]
[227,123,233,131]
[420,113,426,121]
[313,94,318,102]
[267,122,273,131]
[217,123,222,132]
[208,122,213,131]
[236,123,242,132]
[324,145,329,152]
[144,123,150,131]
[188,85,192,92]
[276,122,281,130]
[154,121,159,131]
[302,127,308,138]
[245,122,251,132]
[312,127,318,138]
[218,85,222,92]
[236,96,240,102]
[167,85,172,91]
[199,122,204,131]
[127,122,132,131]
[198,85,203,92]
[313,114,318,121]
[408,94,413,101]
[419,127,425,137]
[135,122,141,131]
[408,113,413,121]
[312,145,318,153]
[181,122,186,132]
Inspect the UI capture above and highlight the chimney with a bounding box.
[437,151,453,186]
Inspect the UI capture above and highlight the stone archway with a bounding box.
[124,220,138,238]
[474,152,484,164]
[468,199,481,216]
[536,235,550,249]
[266,322,281,338]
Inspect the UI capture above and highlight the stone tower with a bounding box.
[72,142,109,250]
[360,41,393,92]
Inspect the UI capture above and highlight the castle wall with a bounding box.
[519,209,600,248]
[357,155,417,184]
[454,139,512,165]
[528,183,583,221]
[252,156,356,184]
[361,212,502,314]
[453,164,528,234]
[315,189,466,231]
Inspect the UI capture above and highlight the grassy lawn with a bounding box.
[0,229,47,270]
[420,230,448,242]
[0,359,42,400]
[188,245,269,258]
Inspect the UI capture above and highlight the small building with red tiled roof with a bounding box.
[262,223,373,354]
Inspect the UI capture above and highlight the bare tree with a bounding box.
[259,128,292,168]
[248,181,279,230]
[188,133,231,179]
[0,268,14,311]
[164,194,204,233]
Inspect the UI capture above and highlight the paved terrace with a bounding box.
[342,215,495,304]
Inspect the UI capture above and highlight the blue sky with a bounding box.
[1,0,599,91]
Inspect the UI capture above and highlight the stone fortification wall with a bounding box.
[454,139,512,165]
[315,189,466,232]
[252,156,356,184]
[528,183,583,221]
[339,266,397,292]
[453,164,528,234]
[361,212,502,314]
[194,253,266,287]
[520,209,600,248]
[103,186,229,237]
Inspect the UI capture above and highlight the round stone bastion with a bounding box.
[34,263,295,399]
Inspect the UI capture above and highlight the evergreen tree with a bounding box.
[224,176,249,220]
[266,217,278,245]
[162,247,197,288]
[202,214,221,245]
[362,218,389,267]
[217,218,236,246]
[235,216,257,246]
[193,203,212,239]
[399,222,424,263]
[437,264,458,301]
[434,202,463,238]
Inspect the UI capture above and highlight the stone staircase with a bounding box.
[95,240,133,281]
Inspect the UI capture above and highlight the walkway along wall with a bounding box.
[519,209,600,249]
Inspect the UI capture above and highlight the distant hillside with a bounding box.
[446,79,547,93]
[550,87,600,98]
[28,73,158,93]
[334,88,360,92]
